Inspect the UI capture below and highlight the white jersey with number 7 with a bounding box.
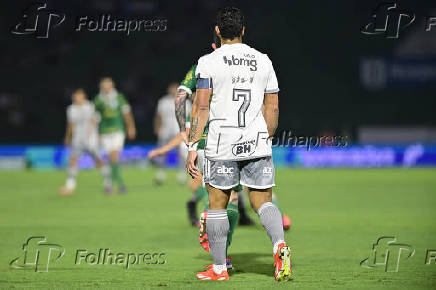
[195,43,279,161]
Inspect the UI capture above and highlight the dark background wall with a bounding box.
[1,0,435,143]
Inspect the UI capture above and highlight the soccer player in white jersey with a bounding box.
[153,83,187,185]
[59,89,111,196]
[186,7,292,281]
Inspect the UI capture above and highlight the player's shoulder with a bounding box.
[67,104,75,113]
[197,52,214,66]
[158,94,171,104]
[117,91,126,100]
[93,95,102,103]
[181,64,196,82]
[188,63,197,72]
[84,100,94,109]
[244,44,273,63]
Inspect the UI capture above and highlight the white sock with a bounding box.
[100,165,112,186]
[156,169,165,181]
[273,239,285,255]
[66,178,76,191]
[213,264,227,274]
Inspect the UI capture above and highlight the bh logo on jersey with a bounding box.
[217,165,234,176]
[232,140,256,157]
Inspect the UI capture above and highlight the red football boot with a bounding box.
[274,243,292,281]
[196,268,229,281]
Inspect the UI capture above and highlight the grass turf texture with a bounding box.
[0,168,435,289]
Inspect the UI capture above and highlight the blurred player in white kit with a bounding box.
[59,88,111,195]
[153,82,188,184]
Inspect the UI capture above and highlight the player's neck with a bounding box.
[221,37,242,45]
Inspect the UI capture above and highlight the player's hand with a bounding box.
[64,137,71,146]
[127,126,136,140]
[147,148,162,159]
[186,150,199,179]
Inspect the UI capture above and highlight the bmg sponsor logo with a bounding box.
[223,55,257,71]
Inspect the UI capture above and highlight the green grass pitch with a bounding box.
[0,168,435,289]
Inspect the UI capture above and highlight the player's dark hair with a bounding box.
[100,77,114,83]
[74,88,86,97]
[213,30,221,48]
[216,7,245,40]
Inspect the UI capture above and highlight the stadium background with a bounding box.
[1,0,435,169]
[1,0,436,289]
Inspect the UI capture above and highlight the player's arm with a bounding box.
[148,132,184,159]
[64,107,73,145]
[64,123,73,146]
[176,65,197,143]
[186,86,211,178]
[88,104,99,137]
[123,110,136,140]
[175,89,187,132]
[154,113,162,137]
[263,93,279,136]
[119,95,136,140]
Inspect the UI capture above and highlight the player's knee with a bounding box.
[248,188,272,211]
[229,191,239,205]
[70,156,79,166]
[188,177,201,191]
[110,151,119,163]
[207,186,230,209]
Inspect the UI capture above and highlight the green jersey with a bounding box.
[179,64,208,150]
[94,92,130,134]
[179,64,197,95]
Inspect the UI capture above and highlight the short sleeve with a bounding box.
[66,106,73,123]
[178,65,197,95]
[156,99,163,115]
[265,58,279,94]
[93,97,102,113]
[195,55,212,80]
[119,94,131,114]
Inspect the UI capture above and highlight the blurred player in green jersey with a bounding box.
[94,77,136,194]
